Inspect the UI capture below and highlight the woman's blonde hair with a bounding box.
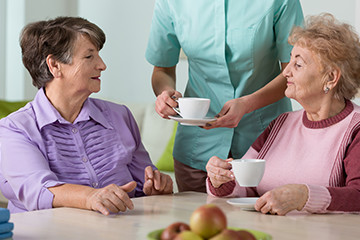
[289,13,360,100]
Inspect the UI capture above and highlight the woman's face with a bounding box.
[283,45,325,104]
[60,35,106,95]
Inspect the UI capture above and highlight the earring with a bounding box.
[324,87,330,94]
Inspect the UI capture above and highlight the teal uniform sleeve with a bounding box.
[274,0,304,62]
[145,0,181,67]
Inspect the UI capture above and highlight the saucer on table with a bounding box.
[226,197,259,210]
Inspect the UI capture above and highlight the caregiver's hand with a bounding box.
[203,97,249,129]
[206,156,235,188]
[86,181,136,216]
[255,184,309,216]
[143,166,173,195]
[155,89,182,119]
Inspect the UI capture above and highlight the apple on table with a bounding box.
[159,204,257,240]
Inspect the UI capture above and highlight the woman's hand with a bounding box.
[155,89,182,119]
[143,166,173,195]
[203,97,249,129]
[86,181,137,216]
[254,184,309,216]
[206,156,235,188]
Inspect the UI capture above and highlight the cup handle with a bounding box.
[171,98,182,117]
[172,107,182,117]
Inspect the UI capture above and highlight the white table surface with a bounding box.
[9,192,360,240]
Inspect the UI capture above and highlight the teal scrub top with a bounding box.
[146,0,304,171]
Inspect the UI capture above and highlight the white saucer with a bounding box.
[226,197,259,210]
[169,115,216,126]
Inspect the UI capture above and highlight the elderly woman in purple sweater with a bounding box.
[0,17,172,215]
[206,13,360,215]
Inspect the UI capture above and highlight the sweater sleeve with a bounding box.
[206,178,249,198]
[326,126,360,212]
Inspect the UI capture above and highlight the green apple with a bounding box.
[174,230,203,240]
[161,222,191,240]
[189,204,227,239]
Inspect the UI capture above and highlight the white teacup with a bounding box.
[230,159,265,187]
[173,97,210,119]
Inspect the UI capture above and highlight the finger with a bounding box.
[154,104,169,119]
[210,169,234,181]
[255,197,273,214]
[155,94,175,118]
[144,166,153,181]
[94,202,110,216]
[211,113,237,129]
[166,95,178,108]
[153,170,161,190]
[103,198,124,213]
[206,157,232,176]
[118,182,136,210]
[212,156,232,170]
[120,181,137,193]
[114,190,134,211]
[216,104,231,118]
[207,161,234,178]
[143,179,154,195]
[164,176,173,193]
[208,170,234,186]
[254,195,266,211]
[202,119,218,129]
[158,173,168,192]
[173,91,182,99]
[106,190,133,212]
[156,99,178,117]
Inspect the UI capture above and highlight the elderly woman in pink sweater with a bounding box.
[206,13,360,215]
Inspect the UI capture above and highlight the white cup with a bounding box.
[230,159,265,187]
[173,97,210,119]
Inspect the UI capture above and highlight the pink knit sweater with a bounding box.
[207,100,360,213]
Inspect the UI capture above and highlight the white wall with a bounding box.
[0,0,359,106]
[4,0,25,101]
[0,0,77,101]
[77,0,157,103]
[0,0,6,98]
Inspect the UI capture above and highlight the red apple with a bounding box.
[209,229,243,240]
[174,230,203,240]
[189,204,227,239]
[161,222,191,240]
[209,229,257,240]
[236,230,256,240]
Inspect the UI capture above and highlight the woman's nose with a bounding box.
[98,56,107,71]
[282,63,291,78]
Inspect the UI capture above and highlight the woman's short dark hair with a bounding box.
[20,17,106,89]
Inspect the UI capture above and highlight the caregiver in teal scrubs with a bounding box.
[146,0,304,192]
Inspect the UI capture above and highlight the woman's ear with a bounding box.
[327,67,341,88]
[46,55,62,78]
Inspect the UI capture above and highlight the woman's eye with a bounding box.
[295,63,302,68]
[85,55,93,59]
